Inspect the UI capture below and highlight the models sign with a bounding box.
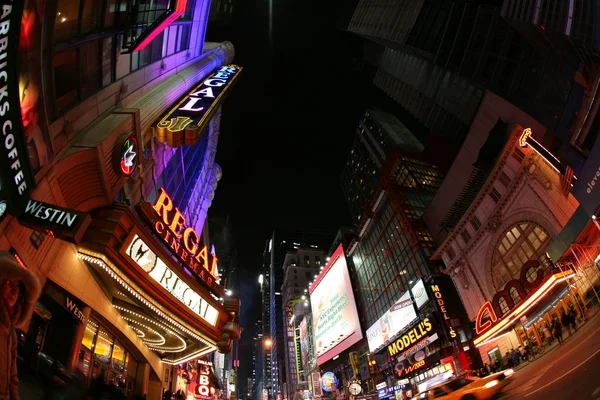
[157,65,242,147]
[0,1,36,215]
[309,245,362,365]
[138,188,221,296]
[366,291,417,353]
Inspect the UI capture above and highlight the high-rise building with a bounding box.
[343,1,589,169]
[281,247,326,400]
[341,109,424,224]
[4,0,242,398]
[260,230,335,399]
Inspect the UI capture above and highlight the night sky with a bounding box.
[206,0,367,393]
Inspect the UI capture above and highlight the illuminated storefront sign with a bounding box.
[311,373,323,397]
[157,65,242,147]
[138,188,221,295]
[17,199,91,243]
[321,372,338,393]
[395,333,439,363]
[387,318,433,357]
[113,134,138,176]
[366,291,417,352]
[430,284,457,339]
[0,0,36,216]
[124,233,219,326]
[195,363,213,399]
[294,326,302,372]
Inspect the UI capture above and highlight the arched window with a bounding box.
[493,222,550,291]
[499,298,510,315]
[509,287,522,304]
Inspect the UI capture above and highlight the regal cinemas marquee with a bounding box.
[77,187,241,364]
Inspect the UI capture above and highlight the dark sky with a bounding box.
[207,0,367,393]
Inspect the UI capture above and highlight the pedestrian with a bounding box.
[561,311,571,336]
[568,309,578,332]
[552,318,563,345]
[543,323,552,344]
[0,251,41,400]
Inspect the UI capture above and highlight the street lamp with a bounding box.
[264,339,272,348]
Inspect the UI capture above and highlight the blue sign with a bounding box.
[321,372,338,392]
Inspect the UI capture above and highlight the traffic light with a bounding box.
[368,355,378,375]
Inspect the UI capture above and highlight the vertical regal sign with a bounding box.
[156,64,242,147]
[0,1,36,215]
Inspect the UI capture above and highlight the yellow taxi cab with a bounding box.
[413,369,514,399]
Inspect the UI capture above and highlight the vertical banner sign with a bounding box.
[0,1,36,215]
[311,372,322,398]
[294,326,302,373]
[348,351,360,379]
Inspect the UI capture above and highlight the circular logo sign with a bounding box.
[321,372,338,392]
[113,135,138,176]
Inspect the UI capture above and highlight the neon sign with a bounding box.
[138,188,221,295]
[387,318,433,357]
[475,260,544,335]
[124,234,219,326]
[157,65,242,147]
[113,135,138,176]
[518,127,569,176]
[430,285,457,339]
[195,362,213,399]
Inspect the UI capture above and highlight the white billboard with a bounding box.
[309,245,362,365]
[366,291,417,353]
[411,279,429,309]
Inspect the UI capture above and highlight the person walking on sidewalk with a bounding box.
[568,309,578,332]
[561,311,571,336]
[0,251,41,400]
[552,318,563,345]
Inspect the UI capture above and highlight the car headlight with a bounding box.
[484,380,499,389]
[504,369,514,377]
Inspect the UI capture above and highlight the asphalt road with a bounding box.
[497,311,600,400]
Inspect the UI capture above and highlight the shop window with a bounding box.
[111,341,126,372]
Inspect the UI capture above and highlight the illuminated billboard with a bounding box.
[366,292,418,353]
[309,245,362,365]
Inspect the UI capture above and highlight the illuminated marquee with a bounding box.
[518,127,571,177]
[475,260,544,335]
[157,65,242,147]
[124,234,219,326]
[387,318,433,357]
[138,188,221,295]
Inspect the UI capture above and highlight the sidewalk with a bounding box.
[512,306,600,373]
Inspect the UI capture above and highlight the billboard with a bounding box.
[309,245,362,365]
[299,318,308,369]
[366,292,417,353]
[411,279,429,309]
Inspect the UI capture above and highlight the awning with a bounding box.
[474,270,576,346]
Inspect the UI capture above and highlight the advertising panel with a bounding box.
[411,279,429,309]
[299,318,308,370]
[366,292,417,352]
[309,245,362,365]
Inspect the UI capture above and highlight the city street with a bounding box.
[499,312,600,400]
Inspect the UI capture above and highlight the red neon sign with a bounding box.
[133,0,188,53]
[144,188,219,290]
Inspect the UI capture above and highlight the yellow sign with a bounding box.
[430,285,457,339]
[387,318,432,356]
[156,65,242,147]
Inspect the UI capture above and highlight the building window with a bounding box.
[489,187,502,203]
[446,246,456,261]
[471,216,481,231]
[512,148,525,163]
[30,231,46,250]
[499,171,511,187]
[492,222,550,290]
[460,230,471,244]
